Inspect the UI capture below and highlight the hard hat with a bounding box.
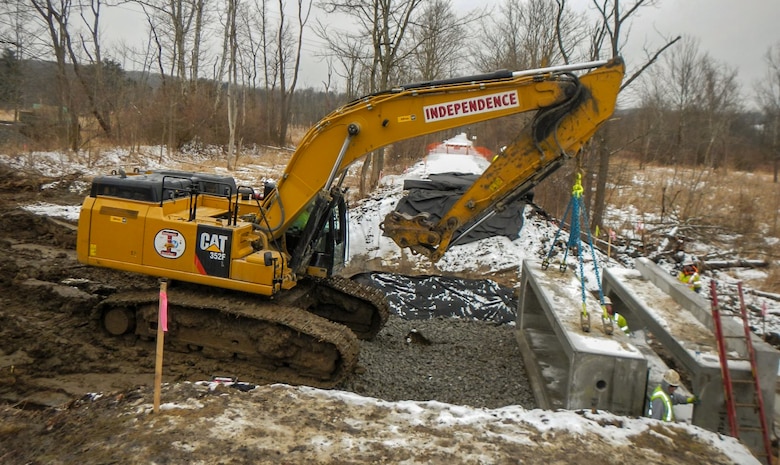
[603,296,612,305]
[682,257,694,267]
[663,369,681,386]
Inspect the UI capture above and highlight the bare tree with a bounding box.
[0,49,22,121]
[640,37,739,167]
[274,0,311,147]
[135,0,217,153]
[235,0,292,144]
[755,42,780,184]
[65,0,113,138]
[662,37,703,158]
[698,56,740,168]
[312,22,367,99]
[470,0,580,72]
[318,0,425,194]
[29,0,81,150]
[241,0,279,142]
[583,0,680,233]
[135,0,209,86]
[223,0,240,168]
[0,0,34,123]
[408,0,468,81]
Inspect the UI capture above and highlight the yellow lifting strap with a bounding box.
[571,172,584,199]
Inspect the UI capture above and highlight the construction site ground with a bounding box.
[0,170,773,464]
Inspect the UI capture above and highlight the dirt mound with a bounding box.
[0,382,755,465]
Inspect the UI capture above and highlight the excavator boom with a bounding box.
[259,58,625,243]
[381,58,625,260]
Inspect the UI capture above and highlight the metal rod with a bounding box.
[325,123,359,191]
[449,210,496,248]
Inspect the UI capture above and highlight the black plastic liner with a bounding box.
[353,272,517,324]
[394,172,526,243]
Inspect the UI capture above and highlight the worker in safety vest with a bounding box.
[677,257,701,293]
[604,296,629,335]
[648,369,700,422]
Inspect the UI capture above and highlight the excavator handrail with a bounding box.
[511,59,609,78]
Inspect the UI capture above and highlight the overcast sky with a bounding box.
[615,0,780,89]
[103,0,779,104]
[450,0,780,102]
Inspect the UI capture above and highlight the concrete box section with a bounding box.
[603,257,779,460]
[516,260,647,415]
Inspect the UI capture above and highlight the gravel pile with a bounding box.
[337,314,536,409]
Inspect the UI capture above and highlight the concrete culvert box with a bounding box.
[516,260,648,415]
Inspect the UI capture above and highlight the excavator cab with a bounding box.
[286,188,349,278]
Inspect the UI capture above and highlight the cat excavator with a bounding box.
[76,57,625,387]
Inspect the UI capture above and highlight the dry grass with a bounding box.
[602,158,780,292]
[605,159,779,242]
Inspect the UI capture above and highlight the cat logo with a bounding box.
[195,226,232,277]
[200,232,228,261]
[200,232,228,253]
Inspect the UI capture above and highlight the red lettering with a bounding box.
[426,92,518,121]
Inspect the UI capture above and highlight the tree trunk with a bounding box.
[590,131,610,233]
[360,152,375,197]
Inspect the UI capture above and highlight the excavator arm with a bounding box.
[381,58,625,261]
[258,58,625,255]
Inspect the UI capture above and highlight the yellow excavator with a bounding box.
[76,57,625,387]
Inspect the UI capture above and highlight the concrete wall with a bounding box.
[516,260,647,415]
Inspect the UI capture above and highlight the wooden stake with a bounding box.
[153,279,168,414]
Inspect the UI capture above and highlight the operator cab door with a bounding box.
[306,195,348,277]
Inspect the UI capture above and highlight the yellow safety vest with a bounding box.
[614,312,629,334]
[650,385,674,421]
[678,271,701,291]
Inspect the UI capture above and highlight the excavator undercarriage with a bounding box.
[94,276,388,388]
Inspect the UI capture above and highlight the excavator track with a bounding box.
[93,286,362,388]
[277,275,391,340]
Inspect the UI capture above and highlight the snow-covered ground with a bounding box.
[2,141,777,464]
